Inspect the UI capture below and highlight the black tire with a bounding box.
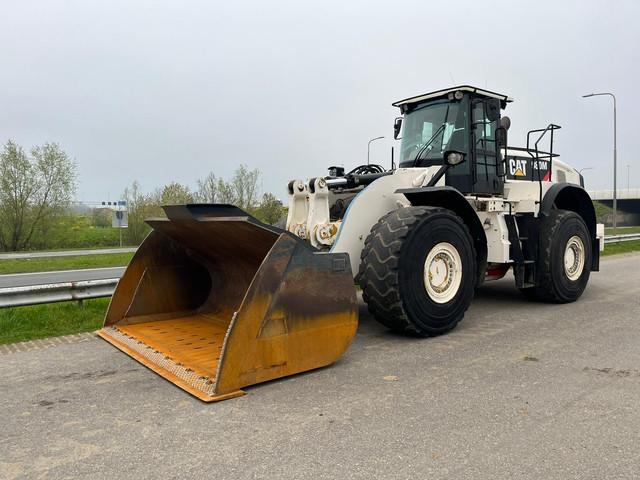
[522,209,592,303]
[358,206,477,337]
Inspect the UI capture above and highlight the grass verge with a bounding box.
[0,252,134,275]
[602,240,640,256]
[0,298,109,345]
[605,226,640,235]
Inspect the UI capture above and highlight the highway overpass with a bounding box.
[589,189,640,226]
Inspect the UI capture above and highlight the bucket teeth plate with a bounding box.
[99,326,224,400]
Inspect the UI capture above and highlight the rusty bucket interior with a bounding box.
[98,205,358,402]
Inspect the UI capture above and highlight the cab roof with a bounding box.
[392,85,514,110]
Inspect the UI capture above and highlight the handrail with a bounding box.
[525,124,561,203]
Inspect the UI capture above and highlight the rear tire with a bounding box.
[522,209,592,303]
[358,206,477,337]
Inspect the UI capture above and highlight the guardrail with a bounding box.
[604,233,640,244]
[0,279,118,308]
[0,234,638,308]
[0,247,137,260]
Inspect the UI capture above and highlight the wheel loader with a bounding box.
[99,85,605,401]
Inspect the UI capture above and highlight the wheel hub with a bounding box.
[564,235,585,281]
[423,242,462,304]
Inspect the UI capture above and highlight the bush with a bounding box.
[28,215,121,250]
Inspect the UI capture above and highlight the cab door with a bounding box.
[469,98,504,196]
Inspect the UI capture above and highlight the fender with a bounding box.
[329,167,432,277]
[397,186,488,286]
[539,183,599,271]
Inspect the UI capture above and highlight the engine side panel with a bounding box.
[330,168,433,276]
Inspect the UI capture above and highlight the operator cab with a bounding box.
[393,85,513,196]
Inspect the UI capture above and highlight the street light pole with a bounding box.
[582,92,617,233]
[627,164,630,191]
[367,136,385,165]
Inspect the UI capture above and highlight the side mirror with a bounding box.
[496,116,510,146]
[496,127,508,147]
[393,117,403,139]
[486,98,501,122]
[444,150,466,166]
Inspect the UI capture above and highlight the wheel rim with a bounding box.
[563,235,585,281]
[423,242,462,304]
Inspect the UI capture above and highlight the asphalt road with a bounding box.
[0,267,126,288]
[1,253,639,479]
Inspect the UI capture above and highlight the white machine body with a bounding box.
[286,160,604,278]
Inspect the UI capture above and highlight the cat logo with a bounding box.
[509,158,527,177]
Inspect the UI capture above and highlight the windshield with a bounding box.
[399,100,467,166]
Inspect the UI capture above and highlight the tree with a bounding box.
[29,143,77,244]
[194,172,235,204]
[216,177,236,204]
[156,181,193,205]
[122,181,161,245]
[195,172,219,203]
[0,141,33,251]
[0,141,77,251]
[121,166,270,244]
[252,193,285,225]
[194,167,258,206]
[231,164,260,210]
[122,181,194,245]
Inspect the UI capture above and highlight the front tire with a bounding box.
[523,209,592,303]
[358,206,477,337]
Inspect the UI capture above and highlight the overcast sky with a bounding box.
[1,0,638,202]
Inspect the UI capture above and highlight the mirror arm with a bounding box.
[425,164,450,187]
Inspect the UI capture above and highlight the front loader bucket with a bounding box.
[98,204,358,402]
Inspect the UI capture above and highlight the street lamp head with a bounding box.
[582,90,617,230]
[366,136,386,164]
[582,92,615,99]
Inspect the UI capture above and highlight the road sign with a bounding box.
[112,210,128,228]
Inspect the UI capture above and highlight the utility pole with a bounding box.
[582,92,617,234]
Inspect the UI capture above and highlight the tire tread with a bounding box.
[358,206,475,336]
[523,209,591,303]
